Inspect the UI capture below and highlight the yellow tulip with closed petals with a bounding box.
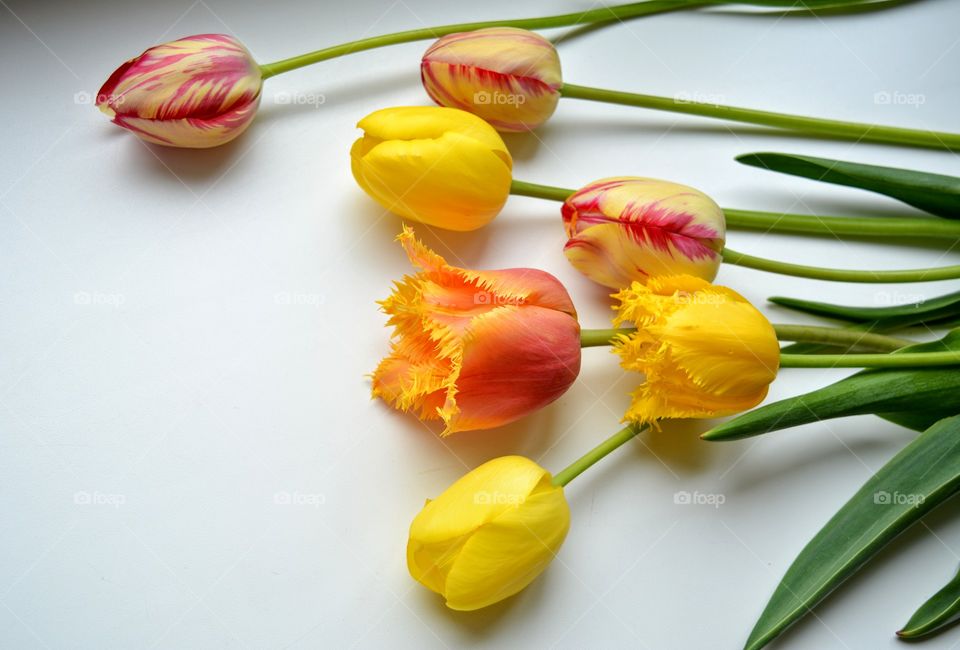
[611,275,780,424]
[351,106,513,231]
[407,455,570,611]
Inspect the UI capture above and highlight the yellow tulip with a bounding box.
[611,275,780,424]
[407,455,570,610]
[350,106,513,231]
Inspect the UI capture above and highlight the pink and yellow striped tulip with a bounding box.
[373,227,581,435]
[561,177,726,289]
[421,27,562,132]
[96,34,262,149]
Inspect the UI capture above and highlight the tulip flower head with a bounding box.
[351,106,513,231]
[421,27,563,132]
[561,177,727,289]
[372,227,581,434]
[612,275,780,424]
[96,34,263,149]
[407,455,570,610]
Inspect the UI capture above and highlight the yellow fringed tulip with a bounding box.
[407,456,570,611]
[612,275,780,424]
[350,106,513,231]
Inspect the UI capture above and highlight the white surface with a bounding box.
[2,1,960,648]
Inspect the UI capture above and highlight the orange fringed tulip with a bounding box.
[372,227,581,434]
[611,275,780,424]
[407,455,570,610]
[562,177,726,289]
[421,27,562,132]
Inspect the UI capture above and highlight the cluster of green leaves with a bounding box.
[703,151,960,648]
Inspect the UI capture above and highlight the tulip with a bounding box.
[407,455,570,610]
[611,274,780,424]
[419,28,959,149]
[561,177,726,289]
[421,27,562,132]
[96,34,262,148]
[351,106,513,231]
[372,227,581,434]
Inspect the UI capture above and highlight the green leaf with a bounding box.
[737,152,960,219]
[898,564,960,639]
[742,414,960,650]
[771,290,960,324]
[772,290,960,354]
[702,331,960,441]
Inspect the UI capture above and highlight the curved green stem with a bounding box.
[560,83,960,151]
[509,179,960,240]
[722,247,960,283]
[259,1,695,78]
[771,324,912,352]
[552,424,648,487]
[779,351,960,368]
[581,325,913,353]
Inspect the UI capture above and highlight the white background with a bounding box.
[2,0,960,648]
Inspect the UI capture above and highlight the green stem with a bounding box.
[552,424,647,487]
[581,325,913,353]
[560,83,960,151]
[509,180,960,240]
[723,247,960,283]
[722,208,960,241]
[259,1,696,79]
[779,351,960,368]
[580,327,636,347]
[771,324,912,352]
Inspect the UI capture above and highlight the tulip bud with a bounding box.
[351,106,514,231]
[96,34,262,149]
[421,27,562,132]
[407,455,570,610]
[612,275,780,424]
[373,227,581,434]
[562,177,726,289]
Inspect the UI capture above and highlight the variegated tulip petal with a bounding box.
[96,34,262,148]
[422,27,562,132]
[562,177,726,288]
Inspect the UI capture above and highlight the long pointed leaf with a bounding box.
[771,290,960,323]
[898,564,960,639]
[737,152,960,218]
[702,331,960,441]
[744,414,960,650]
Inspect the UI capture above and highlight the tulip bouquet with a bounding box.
[93,1,960,647]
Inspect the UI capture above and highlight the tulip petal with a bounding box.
[444,476,570,610]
